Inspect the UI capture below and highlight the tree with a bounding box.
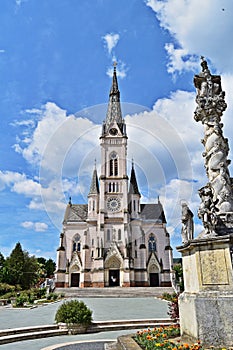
[37,257,56,278]
[45,258,56,277]
[4,242,39,290]
[0,252,5,282]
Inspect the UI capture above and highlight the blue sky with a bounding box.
[0,0,233,260]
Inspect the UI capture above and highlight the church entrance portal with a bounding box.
[71,273,80,287]
[150,273,159,287]
[109,270,120,287]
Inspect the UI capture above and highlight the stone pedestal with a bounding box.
[177,234,233,347]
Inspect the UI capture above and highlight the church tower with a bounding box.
[55,65,173,288]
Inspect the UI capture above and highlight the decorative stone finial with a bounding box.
[200,56,209,72]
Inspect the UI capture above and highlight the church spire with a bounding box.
[88,166,99,196]
[129,161,140,196]
[104,62,123,131]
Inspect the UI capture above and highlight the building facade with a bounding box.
[55,67,173,288]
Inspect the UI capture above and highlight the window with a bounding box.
[148,235,156,252]
[72,234,81,252]
[133,200,136,211]
[109,152,118,176]
[107,229,111,241]
[118,229,121,241]
[135,250,137,258]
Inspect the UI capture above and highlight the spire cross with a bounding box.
[113,61,117,72]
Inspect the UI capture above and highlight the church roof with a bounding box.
[104,65,123,131]
[88,168,99,195]
[129,163,140,196]
[63,204,88,223]
[140,203,167,223]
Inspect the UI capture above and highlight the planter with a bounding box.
[58,323,88,335]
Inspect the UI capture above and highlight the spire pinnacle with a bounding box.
[129,162,140,196]
[104,63,123,131]
[88,166,99,196]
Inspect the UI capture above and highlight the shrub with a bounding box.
[15,293,28,307]
[167,294,179,322]
[47,292,58,301]
[55,300,93,326]
[0,283,20,296]
[161,292,177,302]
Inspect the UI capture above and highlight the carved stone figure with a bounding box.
[194,57,233,236]
[181,203,194,244]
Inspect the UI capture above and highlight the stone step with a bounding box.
[92,318,171,326]
[56,287,174,298]
[0,329,68,345]
[0,324,59,337]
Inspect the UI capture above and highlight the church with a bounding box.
[55,67,173,288]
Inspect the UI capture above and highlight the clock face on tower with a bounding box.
[107,197,121,212]
[109,128,118,136]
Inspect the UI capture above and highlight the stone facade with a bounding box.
[55,67,173,288]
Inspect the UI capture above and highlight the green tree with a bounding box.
[45,258,56,277]
[37,257,56,277]
[4,243,39,290]
[173,263,184,292]
[0,252,5,282]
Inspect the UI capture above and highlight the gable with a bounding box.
[63,204,88,223]
[140,203,166,223]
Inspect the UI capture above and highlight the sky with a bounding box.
[0,0,233,260]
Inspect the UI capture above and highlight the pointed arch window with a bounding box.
[73,234,81,252]
[109,152,118,176]
[118,229,121,241]
[148,234,156,252]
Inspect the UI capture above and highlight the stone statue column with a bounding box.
[177,58,233,347]
[194,57,233,236]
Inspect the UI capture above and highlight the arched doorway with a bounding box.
[148,253,160,287]
[105,255,122,287]
[70,263,80,287]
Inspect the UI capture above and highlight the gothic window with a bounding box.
[148,234,156,252]
[93,200,95,211]
[92,239,94,246]
[109,152,118,176]
[118,229,121,240]
[72,234,81,252]
[133,200,136,211]
[135,239,137,246]
[135,250,137,258]
[107,229,111,241]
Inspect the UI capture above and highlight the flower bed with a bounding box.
[134,325,203,350]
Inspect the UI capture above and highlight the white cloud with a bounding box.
[146,0,233,75]
[34,222,48,232]
[21,221,48,232]
[103,33,120,55]
[21,221,34,229]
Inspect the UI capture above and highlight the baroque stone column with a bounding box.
[177,58,233,347]
[194,57,233,236]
